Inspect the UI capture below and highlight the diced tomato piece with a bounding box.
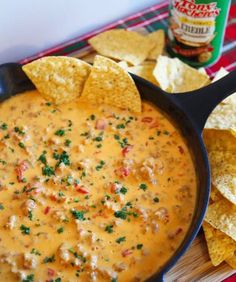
[115,167,131,178]
[110,183,117,193]
[95,119,107,130]
[44,206,51,215]
[122,249,133,257]
[178,146,184,154]
[47,268,55,277]
[149,121,159,129]
[141,117,153,123]
[50,195,57,201]
[15,160,29,182]
[122,145,133,157]
[76,186,89,194]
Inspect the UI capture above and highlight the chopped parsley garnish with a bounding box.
[0,203,4,210]
[14,126,25,135]
[20,224,30,235]
[114,208,128,220]
[94,136,103,142]
[116,236,126,244]
[157,130,161,136]
[139,183,147,191]
[153,197,159,203]
[120,186,127,195]
[68,120,73,127]
[57,227,64,234]
[18,142,25,149]
[0,123,8,130]
[55,151,70,167]
[43,254,55,263]
[42,165,55,176]
[114,134,120,140]
[58,191,65,197]
[0,159,6,165]
[95,160,105,171]
[28,210,33,221]
[90,114,96,120]
[55,129,65,136]
[31,248,41,256]
[38,151,47,165]
[96,143,102,148]
[163,130,170,135]
[105,225,113,234]
[22,274,34,282]
[70,209,86,221]
[116,123,125,129]
[45,102,52,106]
[65,139,71,147]
[55,279,62,282]
[137,243,143,250]
[111,279,117,282]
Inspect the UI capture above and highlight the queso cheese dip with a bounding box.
[0,90,197,282]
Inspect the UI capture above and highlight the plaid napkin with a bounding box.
[20,0,236,79]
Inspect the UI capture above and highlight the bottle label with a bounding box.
[167,0,230,67]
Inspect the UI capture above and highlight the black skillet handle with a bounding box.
[168,69,236,133]
[0,63,35,102]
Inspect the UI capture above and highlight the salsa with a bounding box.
[0,90,196,281]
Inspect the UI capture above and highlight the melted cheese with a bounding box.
[0,91,196,281]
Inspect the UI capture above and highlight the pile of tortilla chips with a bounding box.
[23,28,236,269]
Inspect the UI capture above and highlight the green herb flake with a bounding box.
[116,236,126,244]
[45,102,52,106]
[28,210,33,221]
[94,136,103,142]
[38,151,47,165]
[139,183,147,191]
[58,191,65,197]
[0,203,4,210]
[22,274,34,282]
[30,248,41,256]
[116,123,125,129]
[43,254,55,263]
[55,129,65,136]
[153,197,159,203]
[20,224,30,235]
[57,227,64,234]
[136,243,143,250]
[42,165,55,177]
[56,151,70,167]
[105,225,113,234]
[0,123,8,130]
[90,114,96,120]
[14,126,25,135]
[71,209,86,221]
[18,142,26,149]
[65,139,71,147]
[0,159,6,165]
[55,278,62,282]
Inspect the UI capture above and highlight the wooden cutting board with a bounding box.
[75,28,236,282]
[166,234,236,282]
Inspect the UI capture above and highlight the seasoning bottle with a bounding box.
[167,0,231,67]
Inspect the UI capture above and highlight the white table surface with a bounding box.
[0,0,162,64]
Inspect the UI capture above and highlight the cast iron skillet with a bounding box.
[0,63,236,281]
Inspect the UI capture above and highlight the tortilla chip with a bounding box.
[117,61,129,69]
[205,68,236,130]
[203,222,236,266]
[147,30,165,60]
[205,197,236,241]
[210,185,224,203]
[23,56,91,104]
[203,129,236,152]
[153,55,210,92]
[127,63,158,86]
[226,253,236,269]
[88,29,155,66]
[209,151,236,204]
[81,55,141,113]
